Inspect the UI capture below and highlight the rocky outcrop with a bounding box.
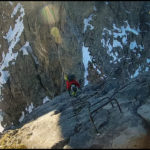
[84,1,150,84]
[1,1,150,132]
[1,73,150,148]
[137,98,150,125]
[0,1,85,127]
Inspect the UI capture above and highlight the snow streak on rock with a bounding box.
[131,66,141,79]
[19,111,25,123]
[25,103,34,114]
[25,43,39,65]
[101,21,141,64]
[1,3,25,86]
[84,14,95,33]
[82,43,102,86]
[100,21,150,78]
[43,96,51,104]
[83,13,103,85]
[1,2,39,88]
[0,110,4,132]
[20,42,30,55]
[82,43,91,86]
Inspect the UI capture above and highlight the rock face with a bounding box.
[137,100,150,125]
[1,73,150,148]
[0,1,150,132]
[0,1,85,127]
[85,1,150,83]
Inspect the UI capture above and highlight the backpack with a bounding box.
[71,84,77,92]
[68,74,76,81]
[70,84,78,97]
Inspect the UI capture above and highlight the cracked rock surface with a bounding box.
[1,73,150,148]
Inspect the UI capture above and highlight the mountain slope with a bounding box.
[1,72,150,148]
[1,1,150,129]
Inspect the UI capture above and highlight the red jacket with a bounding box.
[66,80,80,90]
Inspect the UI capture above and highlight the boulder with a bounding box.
[137,103,150,125]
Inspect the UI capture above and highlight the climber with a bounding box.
[64,74,80,97]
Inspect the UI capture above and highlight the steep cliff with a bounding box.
[0,1,150,135]
[0,1,85,127]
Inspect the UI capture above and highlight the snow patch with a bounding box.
[0,110,4,132]
[112,21,139,39]
[43,96,51,104]
[93,64,101,75]
[25,103,34,114]
[146,58,150,63]
[145,67,149,72]
[19,111,25,123]
[0,124,4,133]
[139,45,144,51]
[82,43,102,86]
[4,6,25,51]
[130,41,138,50]
[101,38,118,63]
[137,53,141,58]
[20,42,29,55]
[113,24,121,32]
[113,39,123,49]
[101,39,105,47]
[0,71,10,85]
[82,43,92,86]
[101,21,141,64]
[122,37,127,45]
[26,43,39,65]
[83,12,103,85]
[84,14,95,33]
[131,66,141,78]
[11,3,23,18]
[124,20,139,35]
[1,3,25,86]
[104,28,112,35]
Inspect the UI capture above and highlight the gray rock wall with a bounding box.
[0,1,150,128]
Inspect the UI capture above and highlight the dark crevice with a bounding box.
[26,50,49,96]
[51,138,70,149]
[6,78,14,100]
[26,16,31,32]
[36,74,47,92]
